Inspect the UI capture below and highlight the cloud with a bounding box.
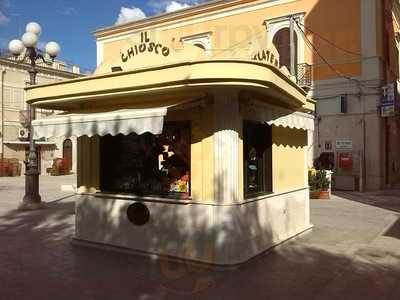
[0,10,9,25]
[0,0,13,9]
[115,6,147,25]
[61,7,76,16]
[147,0,200,14]
[165,1,191,13]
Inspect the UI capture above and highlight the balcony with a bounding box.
[297,63,312,91]
[19,110,29,128]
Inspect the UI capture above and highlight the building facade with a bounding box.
[93,0,400,191]
[309,0,400,191]
[0,54,83,176]
[24,0,316,263]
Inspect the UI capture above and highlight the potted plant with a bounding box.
[318,169,331,199]
[308,168,331,199]
[308,168,320,199]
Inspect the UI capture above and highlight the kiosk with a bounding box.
[26,32,315,265]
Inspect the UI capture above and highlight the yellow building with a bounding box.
[0,55,83,176]
[88,0,400,191]
[25,1,316,265]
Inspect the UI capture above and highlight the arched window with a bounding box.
[193,43,206,51]
[63,139,73,171]
[272,28,298,72]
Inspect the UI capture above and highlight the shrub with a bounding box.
[309,168,330,191]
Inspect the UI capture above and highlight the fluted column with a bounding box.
[212,88,243,205]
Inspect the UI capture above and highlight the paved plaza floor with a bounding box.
[0,176,400,299]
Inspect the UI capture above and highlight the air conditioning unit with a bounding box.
[18,128,29,140]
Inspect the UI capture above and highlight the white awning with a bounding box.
[243,101,315,131]
[32,108,167,139]
[266,111,315,131]
[4,141,56,145]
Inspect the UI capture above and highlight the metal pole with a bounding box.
[289,15,296,77]
[19,47,42,210]
[1,69,5,176]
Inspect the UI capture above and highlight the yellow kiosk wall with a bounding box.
[77,105,309,200]
[272,126,307,193]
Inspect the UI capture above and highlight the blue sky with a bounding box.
[0,0,207,72]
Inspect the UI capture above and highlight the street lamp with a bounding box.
[8,22,60,210]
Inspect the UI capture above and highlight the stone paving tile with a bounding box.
[0,177,400,299]
[334,189,400,213]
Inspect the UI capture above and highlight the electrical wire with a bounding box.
[209,26,267,59]
[296,20,362,57]
[294,19,381,92]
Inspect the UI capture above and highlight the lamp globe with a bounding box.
[8,39,25,56]
[21,32,38,48]
[25,22,42,36]
[45,42,60,58]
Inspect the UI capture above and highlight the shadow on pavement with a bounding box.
[384,218,400,240]
[0,198,399,299]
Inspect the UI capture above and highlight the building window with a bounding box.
[272,28,298,71]
[100,122,191,199]
[181,32,212,53]
[193,43,206,51]
[243,120,272,197]
[13,89,23,109]
[266,14,305,71]
[3,87,12,107]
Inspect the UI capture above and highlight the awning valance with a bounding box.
[266,111,315,131]
[32,108,167,139]
[243,101,315,131]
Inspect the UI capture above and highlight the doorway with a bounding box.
[63,139,73,171]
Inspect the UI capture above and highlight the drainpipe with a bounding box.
[1,68,6,173]
[359,79,366,193]
[381,0,389,187]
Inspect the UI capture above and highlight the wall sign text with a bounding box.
[121,32,171,63]
[252,49,279,67]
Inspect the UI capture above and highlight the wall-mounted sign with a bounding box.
[95,31,282,75]
[338,152,352,170]
[325,141,332,151]
[121,32,171,63]
[336,139,352,150]
[381,83,397,117]
[381,104,396,117]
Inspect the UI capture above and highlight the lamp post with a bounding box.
[8,22,60,210]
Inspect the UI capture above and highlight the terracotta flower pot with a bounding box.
[319,190,330,199]
[309,190,320,199]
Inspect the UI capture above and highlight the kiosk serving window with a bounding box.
[100,122,191,199]
[243,120,273,197]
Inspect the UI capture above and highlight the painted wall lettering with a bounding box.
[121,32,171,63]
[252,49,279,67]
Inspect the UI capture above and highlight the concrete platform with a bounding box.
[0,176,400,299]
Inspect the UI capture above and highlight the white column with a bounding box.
[96,41,104,67]
[213,89,242,205]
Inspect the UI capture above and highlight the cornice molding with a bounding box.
[94,0,297,41]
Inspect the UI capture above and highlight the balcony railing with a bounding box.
[19,110,29,128]
[1,47,91,75]
[297,63,312,90]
